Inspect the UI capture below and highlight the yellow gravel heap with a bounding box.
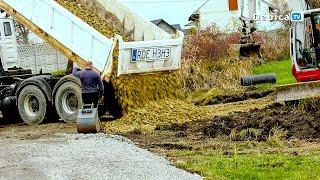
[104,99,211,133]
[104,97,273,134]
[55,0,182,117]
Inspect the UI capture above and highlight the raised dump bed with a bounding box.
[0,0,114,72]
[0,0,182,76]
[0,0,184,124]
[91,0,171,41]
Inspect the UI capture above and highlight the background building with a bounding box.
[187,0,285,31]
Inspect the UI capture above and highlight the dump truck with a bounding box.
[0,0,184,125]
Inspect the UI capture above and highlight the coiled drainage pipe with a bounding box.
[241,73,277,86]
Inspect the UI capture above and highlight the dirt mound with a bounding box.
[192,89,274,106]
[104,98,272,134]
[104,99,211,133]
[202,104,320,140]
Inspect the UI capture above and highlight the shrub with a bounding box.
[180,26,289,93]
[179,56,256,92]
[309,0,320,8]
[183,26,240,61]
[254,29,290,61]
[180,27,246,92]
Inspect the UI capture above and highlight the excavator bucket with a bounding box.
[276,81,320,102]
[76,104,102,134]
[228,43,261,60]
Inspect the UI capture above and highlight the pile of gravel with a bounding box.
[0,133,201,179]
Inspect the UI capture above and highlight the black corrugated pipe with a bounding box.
[241,73,277,86]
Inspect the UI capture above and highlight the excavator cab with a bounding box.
[292,10,320,82]
[277,9,320,103]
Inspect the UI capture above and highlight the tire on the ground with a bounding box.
[18,85,47,125]
[55,81,82,123]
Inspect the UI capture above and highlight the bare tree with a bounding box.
[308,0,320,8]
[14,21,30,44]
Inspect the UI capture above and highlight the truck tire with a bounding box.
[55,81,82,123]
[18,85,47,125]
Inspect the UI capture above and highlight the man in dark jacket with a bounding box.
[72,61,104,107]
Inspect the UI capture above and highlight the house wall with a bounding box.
[197,0,283,31]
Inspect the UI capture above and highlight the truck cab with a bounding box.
[0,14,18,70]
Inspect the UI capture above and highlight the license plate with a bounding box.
[131,47,171,62]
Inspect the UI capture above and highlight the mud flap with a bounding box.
[229,43,261,60]
[276,81,320,102]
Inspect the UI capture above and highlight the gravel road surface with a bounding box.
[0,123,201,180]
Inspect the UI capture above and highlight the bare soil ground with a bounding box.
[202,104,320,140]
[0,122,76,141]
[126,102,320,164]
[193,89,274,106]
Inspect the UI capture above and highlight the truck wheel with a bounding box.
[18,85,47,125]
[55,82,82,123]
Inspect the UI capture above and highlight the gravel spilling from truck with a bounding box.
[55,0,118,38]
[55,0,182,117]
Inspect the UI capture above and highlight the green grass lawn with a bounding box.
[175,150,320,180]
[252,60,296,89]
[175,60,320,179]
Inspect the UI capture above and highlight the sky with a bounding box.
[119,0,207,27]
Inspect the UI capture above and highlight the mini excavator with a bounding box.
[231,0,320,102]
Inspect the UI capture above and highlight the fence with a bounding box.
[17,43,68,74]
